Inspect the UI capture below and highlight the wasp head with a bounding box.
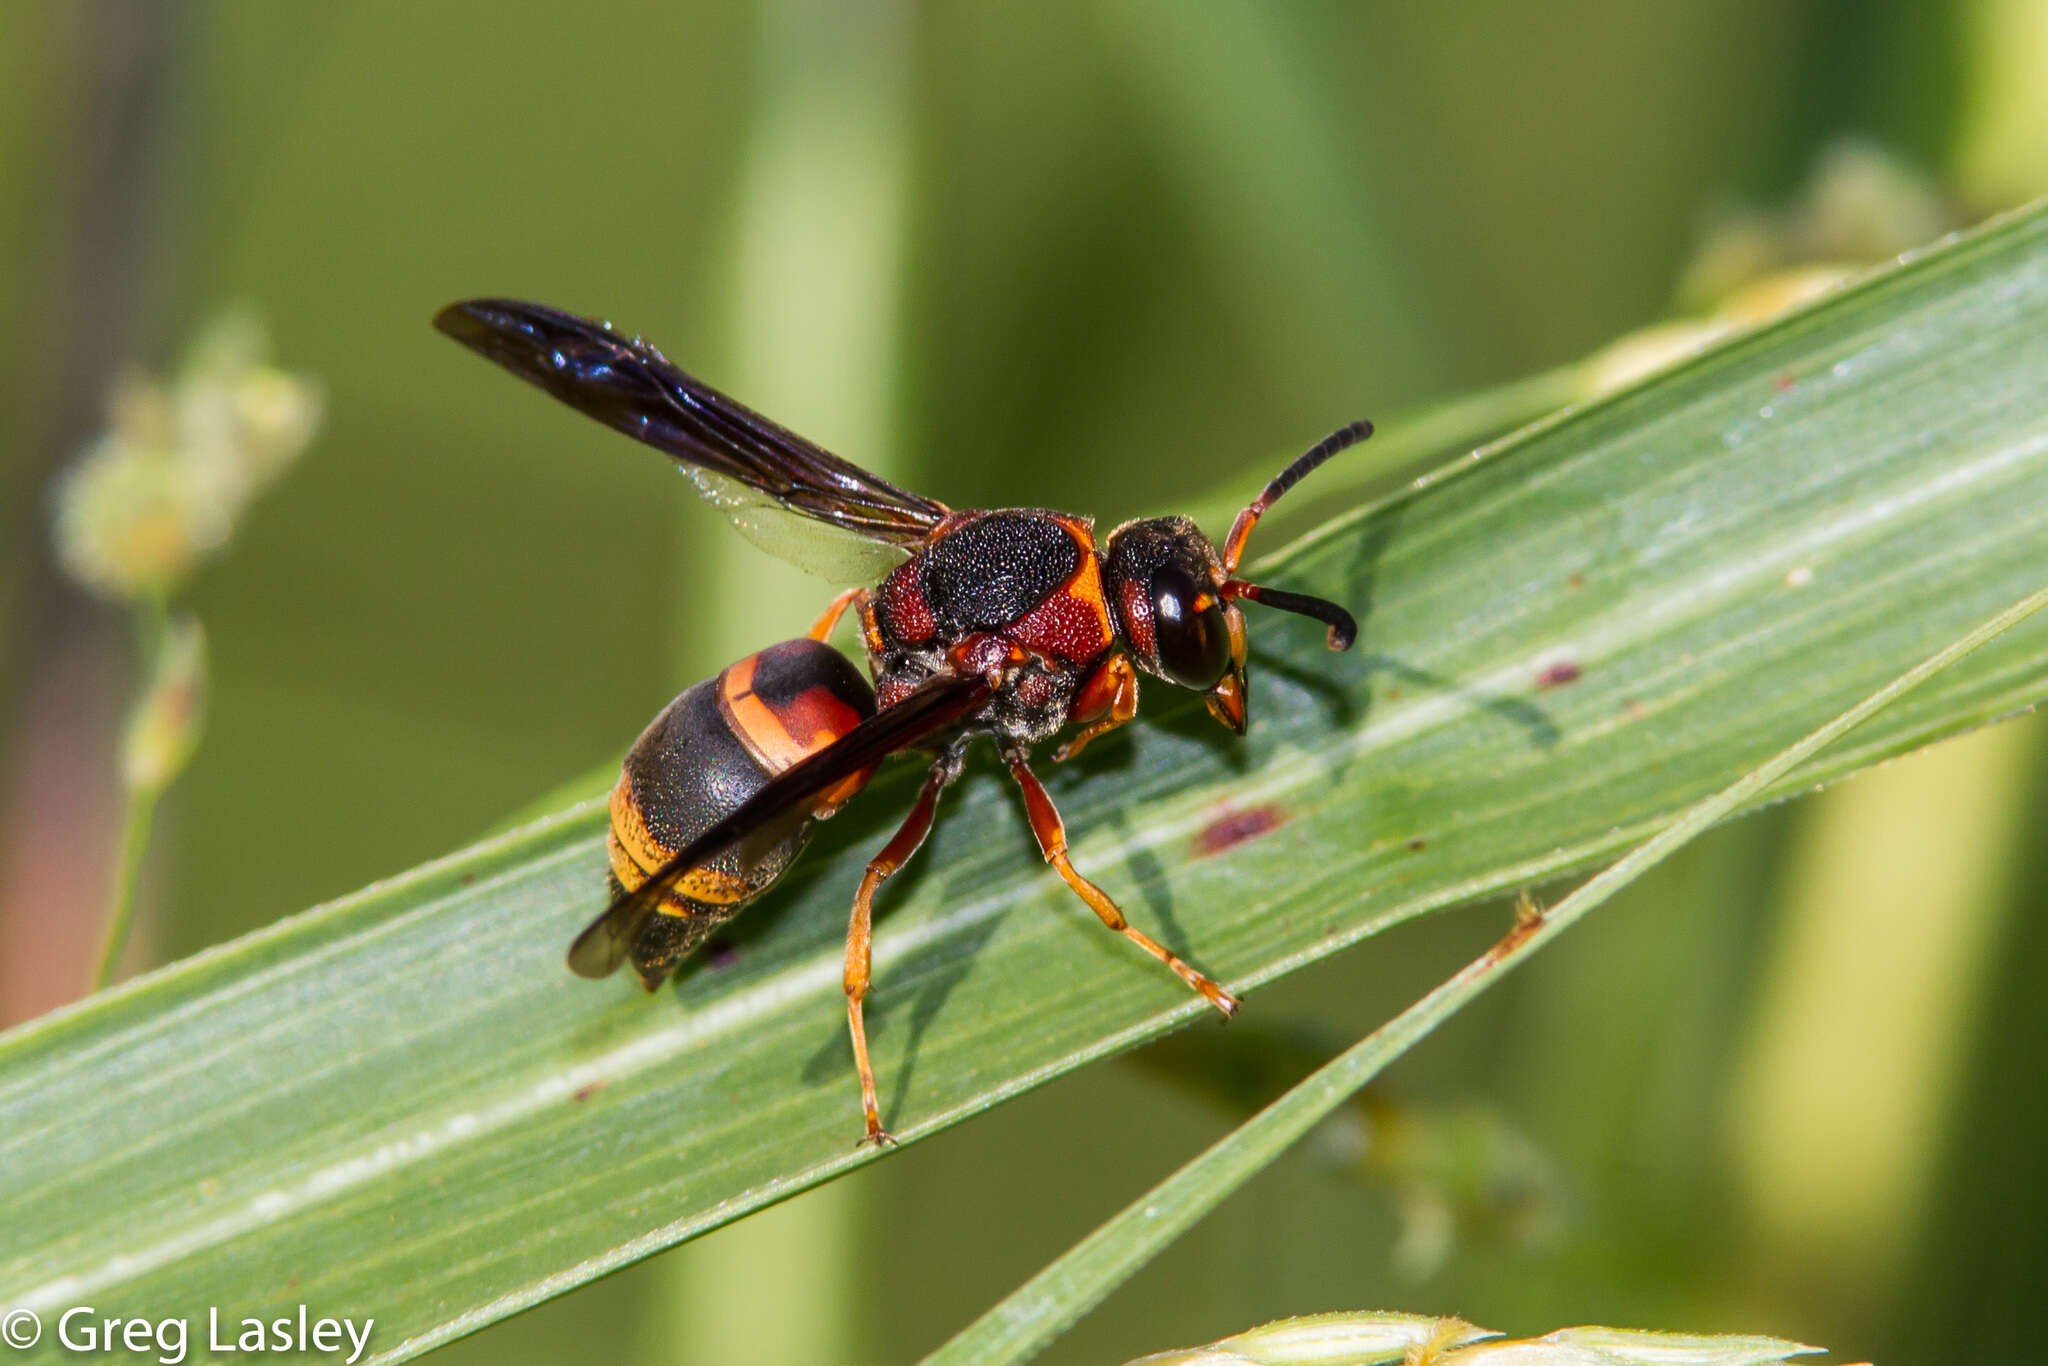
[1101,421,1371,736]
[1103,516,1249,731]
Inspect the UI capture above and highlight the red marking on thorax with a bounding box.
[878,560,936,644]
[951,632,1022,679]
[1010,543,1112,663]
[1010,588,1112,663]
[1193,804,1286,856]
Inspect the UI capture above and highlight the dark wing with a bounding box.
[568,672,995,979]
[435,298,949,577]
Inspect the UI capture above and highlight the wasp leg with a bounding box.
[844,762,950,1146]
[1003,752,1239,1017]
[1053,653,1140,763]
[809,587,864,642]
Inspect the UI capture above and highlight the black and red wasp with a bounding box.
[435,299,1367,1144]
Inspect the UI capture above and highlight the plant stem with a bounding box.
[923,582,2048,1366]
[90,596,170,992]
[90,785,158,990]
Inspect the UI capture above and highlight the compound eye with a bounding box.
[1150,564,1230,690]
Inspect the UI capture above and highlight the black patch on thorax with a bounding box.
[919,511,1079,633]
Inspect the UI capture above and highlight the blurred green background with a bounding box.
[3,3,2045,1363]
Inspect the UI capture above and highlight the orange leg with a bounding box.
[809,587,864,642]
[845,766,948,1145]
[1004,752,1239,1017]
[1053,653,1140,763]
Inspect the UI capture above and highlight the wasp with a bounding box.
[435,299,1367,1144]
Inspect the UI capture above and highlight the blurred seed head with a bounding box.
[1583,141,1960,403]
[52,309,322,602]
[1582,320,1729,398]
[55,403,233,601]
[1676,140,1956,314]
[1355,1094,1569,1281]
[1712,264,1858,328]
[1794,141,1954,263]
[122,615,207,794]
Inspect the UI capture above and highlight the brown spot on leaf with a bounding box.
[1536,660,1582,690]
[1566,572,1585,591]
[1406,836,1427,852]
[1482,903,1547,965]
[1774,371,1797,393]
[573,1079,609,1103]
[1194,804,1286,856]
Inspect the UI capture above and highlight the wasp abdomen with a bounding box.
[607,638,877,989]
